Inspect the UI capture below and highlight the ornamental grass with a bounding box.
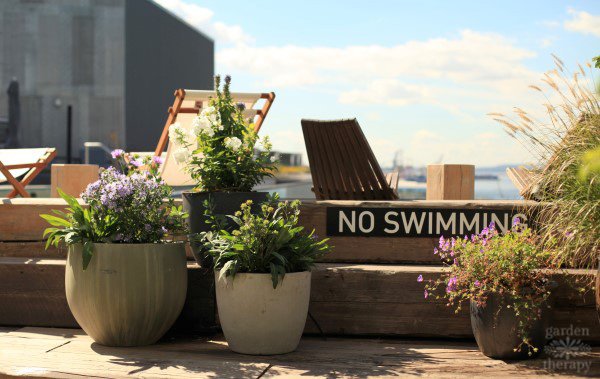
[490,56,599,272]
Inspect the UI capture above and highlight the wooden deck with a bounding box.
[1,327,598,378]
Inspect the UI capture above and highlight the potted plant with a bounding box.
[168,75,276,266]
[41,154,188,347]
[491,57,599,321]
[420,220,555,359]
[200,194,330,355]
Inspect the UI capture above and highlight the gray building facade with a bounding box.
[0,0,214,161]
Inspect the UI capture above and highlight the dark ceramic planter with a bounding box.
[182,191,269,267]
[470,292,551,360]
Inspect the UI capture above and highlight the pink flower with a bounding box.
[424,289,429,299]
[417,274,423,282]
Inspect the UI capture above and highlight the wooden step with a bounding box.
[0,258,597,341]
[1,198,537,264]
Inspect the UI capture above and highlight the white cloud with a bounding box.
[153,0,253,45]
[217,30,539,114]
[338,80,430,106]
[564,9,600,37]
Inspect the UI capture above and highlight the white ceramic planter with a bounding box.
[215,271,311,355]
[66,243,188,347]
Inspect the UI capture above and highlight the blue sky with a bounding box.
[155,0,600,167]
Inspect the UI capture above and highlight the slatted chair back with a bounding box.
[0,147,57,198]
[154,89,275,186]
[301,118,398,200]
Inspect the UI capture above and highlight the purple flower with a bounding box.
[565,231,573,238]
[417,274,423,282]
[433,248,438,255]
[111,149,125,159]
[446,276,458,293]
[152,156,164,165]
[513,217,521,226]
[236,102,246,111]
[439,236,445,249]
[424,289,429,299]
[130,160,142,167]
[474,280,481,287]
[225,75,232,84]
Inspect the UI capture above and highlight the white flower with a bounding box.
[169,123,185,146]
[204,127,215,137]
[224,136,243,151]
[270,156,277,163]
[192,116,211,136]
[201,106,221,126]
[173,147,191,164]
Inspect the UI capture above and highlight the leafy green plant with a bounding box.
[42,189,116,270]
[169,75,276,192]
[420,220,554,354]
[200,193,330,288]
[491,56,599,272]
[41,166,188,270]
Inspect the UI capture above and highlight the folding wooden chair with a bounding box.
[0,148,57,198]
[152,89,275,186]
[301,118,399,200]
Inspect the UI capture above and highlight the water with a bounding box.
[262,172,522,200]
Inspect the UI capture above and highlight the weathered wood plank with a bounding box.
[1,260,597,341]
[0,241,66,258]
[296,200,537,263]
[0,327,598,378]
[0,198,83,241]
[0,258,77,327]
[0,258,215,332]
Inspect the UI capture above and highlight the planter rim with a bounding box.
[182,190,264,195]
[215,270,311,277]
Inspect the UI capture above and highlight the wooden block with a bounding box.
[50,164,99,198]
[426,164,475,200]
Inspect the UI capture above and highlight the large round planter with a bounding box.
[182,191,269,267]
[215,271,311,355]
[470,292,551,360]
[65,243,187,347]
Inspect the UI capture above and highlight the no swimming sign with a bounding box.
[326,207,530,238]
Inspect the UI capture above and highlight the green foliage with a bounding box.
[200,193,331,288]
[169,75,276,192]
[421,222,554,354]
[41,189,118,270]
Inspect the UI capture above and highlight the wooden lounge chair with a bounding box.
[301,118,399,200]
[153,89,275,186]
[0,148,57,198]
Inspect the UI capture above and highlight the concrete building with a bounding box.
[0,0,214,162]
